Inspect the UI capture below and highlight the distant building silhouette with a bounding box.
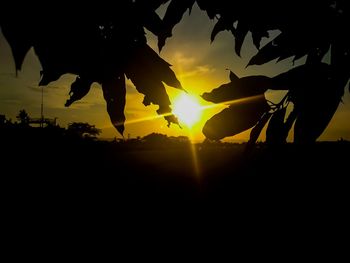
[29,117,58,127]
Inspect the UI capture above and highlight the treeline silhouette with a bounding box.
[1,110,101,140]
[1,110,196,151]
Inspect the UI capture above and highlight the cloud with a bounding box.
[63,100,104,110]
[172,52,196,66]
[46,85,61,90]
[178,64,215,78]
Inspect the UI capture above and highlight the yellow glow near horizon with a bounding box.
[173,94,202,127]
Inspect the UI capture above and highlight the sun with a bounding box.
[173,94,202,127]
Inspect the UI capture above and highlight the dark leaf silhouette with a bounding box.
[201,61,348,143]
[293,85,343,143]
[201,70,272,104]
[125,44,183,126]
[247,30,323,66]
[294,101,341,143]
[248,112,271,144]
[233,22,249,57]
[1,0,350,143]
[1,23,32,71]
[134,0,171,38]
[272,63,346,143]
[331,40,350,85]
[202,95,269,140]
[270,63,345,143]
[158,0,195,51]
[266,107,287,144]
[251,28,269,50]
[211,16,235,43]
[1,2,187,133]
[284,107,298,134]
[101,74,126,135]
[65,76,93,107]
[125,44,183,90]
[271,63,327,90]
[247,37,283,67]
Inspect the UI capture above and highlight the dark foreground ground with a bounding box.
[1,129,348,213]
[4,132,348,247]
[2,129,350,248]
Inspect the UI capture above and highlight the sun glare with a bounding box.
[173,94,202,127]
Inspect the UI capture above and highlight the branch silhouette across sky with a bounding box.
[0,0,349,142]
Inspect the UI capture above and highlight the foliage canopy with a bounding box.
[1,0,349,143]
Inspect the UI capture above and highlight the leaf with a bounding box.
[211,16,234,42]
[294,93,342,143]
[266,107,287,144]
[196,0,221,18]
[233,21,249,57]
[201,71,272,103]
[35,40,79,86]
[292,72,343,143]
[65,76,93,107]
[135,1,170,37]
[292,53,307,64]
[251,29,269,50]
[202,95,269,140]
[283,107,298,136]
[142,10,164,37]
[305,45,330,65]
[247,30,312,67]
[133,44,183,89]
[276,50,300,63]
[266,63,345,143]
[158,0,196,51]
[201,82,234,104]
[101,74,126,136]
[1,22,32,71]
[125,44,183,126]
[156,105,180,127]
[271,63,330,91]
[247,38,282,67]
[248,112,271,144]
[229,70,239,82]
[39,70,65,86]
[331,41,350,83]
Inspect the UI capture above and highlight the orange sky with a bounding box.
[0,3,349,142]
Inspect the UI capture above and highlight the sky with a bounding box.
[1,3,349,142]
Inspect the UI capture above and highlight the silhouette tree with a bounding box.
[159,0,350,143]
[1,0,349,143]
[66,122,101,139]
[16,109,30,127]
[0,1,181,136]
